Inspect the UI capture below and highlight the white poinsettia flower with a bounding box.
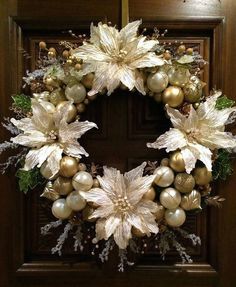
[80,162,159,249]
[72,20,164,96]
[147,91,236,173]
[10,99,97,176]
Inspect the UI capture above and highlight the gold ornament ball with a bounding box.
[72,171,93,191]
[143,187,156,201]
[154,166,175,187]
[76,103,86,113]
[40,161,59,180]
[180,190,201,211]
[174,173,195,193]
[92,178,100,188]
[59,156,78,178]
[62,50,69,58]
[39,101,56,114]
[183,82,202,103]
[81,73,95,89]
[160,188,181,209]
[52,198,72,219]
[56,101,77,123]
[53,176,73,196]
[167,67,190,87]
[177,44,186,54]
[49,89,66,105]
[147,71,169,93]
[169,151,186,172]
[78,163,87,171]
[82,205,96,222]
[132,227,146,238]
[154,203,165,221]
[165,207,186,227]
[193,167,212,186]
[186,48,193,55]
[162,86,184,107]
[48,51,56,58]
[65,83,87,104]
[45,76,58,87]
[66,190,86,211]
[39,41,47,49]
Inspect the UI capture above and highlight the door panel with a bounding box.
[1,1,236,287]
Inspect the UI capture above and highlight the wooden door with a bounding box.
[1,0,236,286]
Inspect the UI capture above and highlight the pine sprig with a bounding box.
[12,94,31,114]
[212,149,233,180]
[215,95,235,110]
[16,167,44,194]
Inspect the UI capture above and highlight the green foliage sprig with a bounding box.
[16,167,45,194]
[12,94,31,114]
[212,149,233,180]
[215,95,235,110]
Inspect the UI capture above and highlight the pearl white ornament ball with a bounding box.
[165,207,186,227]
[160,188,181,209]
[154,166,175,187]
[65,83,86,103]
[72,171,93,191]
[52,198,72,219]
[147,71,168,93]
[66,190,86,211]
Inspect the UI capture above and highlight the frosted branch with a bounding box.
[99,237,115,263]
[118,249,134,272]
[40,220,62,235]
[73,224,84,252]
[51,223,73,256]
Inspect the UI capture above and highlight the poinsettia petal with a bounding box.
[89,205,115,219]
[104,214,121,239]
[113,220,132,249]
[130,53,164,69]
[45,145,63,177]
[180,146,197,174]
[64,142,89,158]
[120,20,141,44]
[11,131,50,148]
[147,128,187,152]
[80,188,113,206]
[124,162,146,183]
[188,142,212,171]
[166,105,186,129]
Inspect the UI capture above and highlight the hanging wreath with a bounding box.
[1,20,235,270]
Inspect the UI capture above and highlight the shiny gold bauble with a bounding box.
[174,173,195,193]
[193,167,212,186]
[186,48,193,55]
[52,198,72,219]
[53,176,73,196]
[147,71,168,93]
[162,86,184,107]
[169,151,186,172]
[165,207,186,227]
[56,101,77,122]
[160,158,169,166]
[132,227,146,238]
[49,89,66,106]
[76,103,86,113]
[72,171,93,191]
[92,178,100,188]
[154,166,175,187]
[48,51,56,58]
[45,76,58,87]
[180,190,201,211]
[143,187,156,201]
[177,44,186,54]
[59,156,78,178]
[154,202,165,221]
[40,161,59,180]
[81,73,95,89]
[39,101,56,114]
[183,82,202,103]
[66,190,86,211]
[167,67,190,87]
[82,205,96,222]
[39,41,47,49]
[78,163,87,171]
[65,83,86,103]
[160,188,181,209]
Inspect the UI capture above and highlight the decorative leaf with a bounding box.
[215,95,235,110]
[205,195,226,208]
[177,55,194,64]
[40,182,60,201]
[12,94,31,113]
[212,149,233,180]
[180,190,201,211]
[16,167,44,194]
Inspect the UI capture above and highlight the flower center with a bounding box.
[46,129,58,141]
[185,128,201,143]
[113,195,132,213]
[113,49,128,63]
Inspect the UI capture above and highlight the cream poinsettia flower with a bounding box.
[147,91,236,173]
[10,99,97,176]
[72,20,164,96]
[80,162,159,249]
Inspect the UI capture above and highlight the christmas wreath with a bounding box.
[1,20,235,270]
